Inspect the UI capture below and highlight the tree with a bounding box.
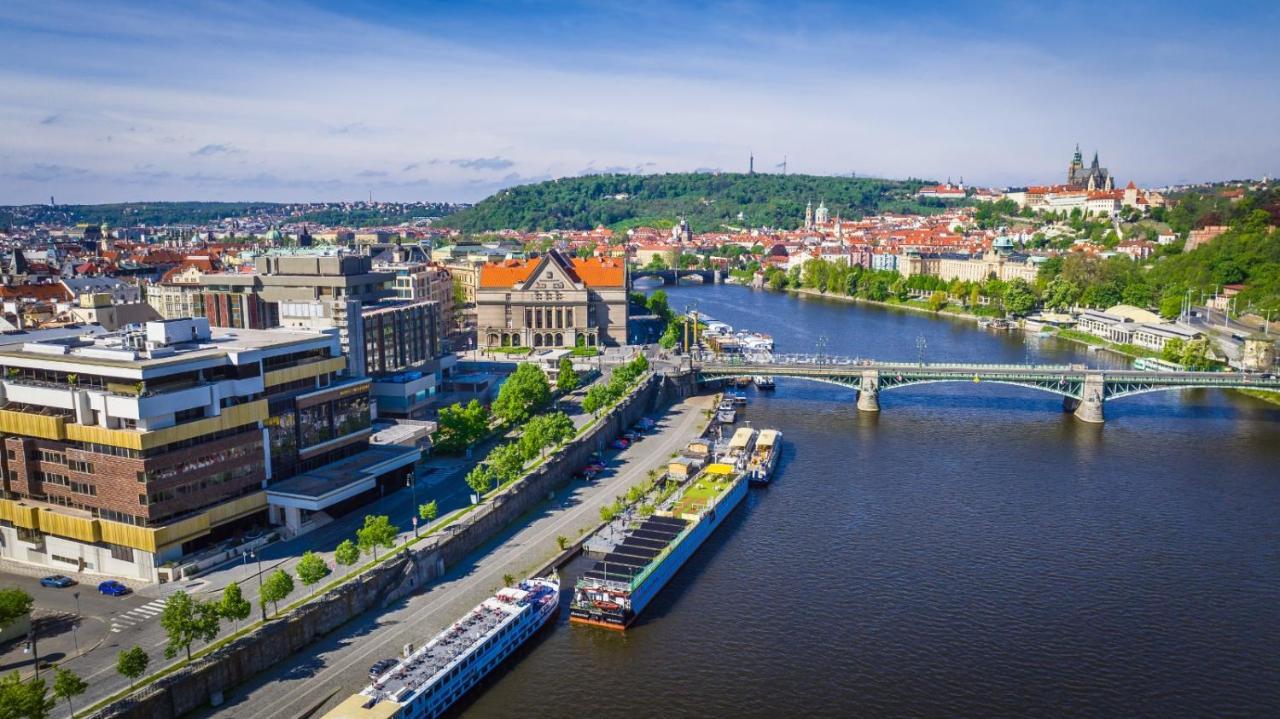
[0,588,32,629]
[116,646,150,689]
[1158,293,1184,320]
[926,291,947,313]
[490,442,530,484]
[556,357,579,392]
[465,464,496,499]
[218,582,252,628]
[159,591,220,661]
[434,400,491,454]
[259,569,294,617]
[492,364,551,424]
[334,539,360,567]
[582,384,610,415]
[556,535,569,551]
[51,668,86,716]
[1161,338,1186,364]
[295,551,330,586]
[645,290,671,320]
[1002,279,1038,316]
[1042,278,1081,311]
[356,515,399,560]
[0,672,53,719]
[419,500,439,523]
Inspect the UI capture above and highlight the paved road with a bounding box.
[204,392,711,719]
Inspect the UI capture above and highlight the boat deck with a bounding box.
[581,516,688,585]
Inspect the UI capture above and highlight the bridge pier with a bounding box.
[856,370,880,413]
[1072,374,1105,423]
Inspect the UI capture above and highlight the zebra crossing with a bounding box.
[109,598,166,633]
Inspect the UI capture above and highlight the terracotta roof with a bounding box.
[479,253,625,289]
[0,284,73,302]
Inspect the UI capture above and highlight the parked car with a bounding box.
[97,580,130,596]
[622,431,641,442]
[370,658,398,680]
[610,438,630,450]
[40,575,75,588]
[583,461,606,473]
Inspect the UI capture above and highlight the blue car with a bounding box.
[98,580,129,596]
[40,575,75,588]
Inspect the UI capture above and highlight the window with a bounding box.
[38,472,70,487]
[70,481,96,496]
[68,460,93,474]
[108,543,135,562]
[38,450,66,464]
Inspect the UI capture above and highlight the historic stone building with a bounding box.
[477,250,628,350]
[1067,144,1113,190]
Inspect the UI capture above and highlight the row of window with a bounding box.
[142,464,256,505]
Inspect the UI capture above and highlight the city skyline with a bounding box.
[2,0,1278,204]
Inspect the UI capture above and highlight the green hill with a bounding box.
[440,172,953,233]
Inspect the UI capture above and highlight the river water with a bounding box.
[464,283,1280,718]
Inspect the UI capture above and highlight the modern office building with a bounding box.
[0,318,417,581]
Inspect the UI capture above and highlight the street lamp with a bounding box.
[916,334,928,366]
[71,592,80,654]
[249,550,266,622]
[407,473,418,537]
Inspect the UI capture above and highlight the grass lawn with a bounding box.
[570,346,600,357]
[673,477,734,515]
[490,346,533,355]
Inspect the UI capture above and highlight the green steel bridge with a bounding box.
[695,356,1280,422]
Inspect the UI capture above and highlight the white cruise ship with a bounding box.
[324,576,560,719]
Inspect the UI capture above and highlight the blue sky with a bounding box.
[1,1,1277,204]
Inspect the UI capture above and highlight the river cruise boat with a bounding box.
[716,407,737,424]
[324,577,560,719]
[753,376,775,390]
[730,392,748,406]
[746,429,782,485]
[570,463,746,630]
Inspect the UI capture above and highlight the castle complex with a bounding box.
[1067,144,1113,190]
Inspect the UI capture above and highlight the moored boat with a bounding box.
[324,576,560,719]
[753,375,775,390]
[570,464,746,629]
[746,429,782,485]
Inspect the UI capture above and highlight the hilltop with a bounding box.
[440,173,951,234]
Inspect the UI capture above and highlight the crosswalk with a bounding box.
[109,598,166,633]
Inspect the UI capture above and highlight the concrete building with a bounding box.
[477,250,628,350]
[0,319,413,581]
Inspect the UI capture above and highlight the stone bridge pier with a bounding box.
[856,369,880,412]
[1063,373,1106,423]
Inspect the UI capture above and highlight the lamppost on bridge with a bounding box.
[916,334,928,366]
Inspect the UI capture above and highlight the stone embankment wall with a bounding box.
[95,372,688,719]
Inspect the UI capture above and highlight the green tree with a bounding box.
[259,569,294,617]
[1002,279,1038,316]
[51,668,86,716]
[419,500,439,523]
[1161,338,1186,364]
[556,535,569,550]
[334,539,360,567]
[926,290,947,312]
[645,290,671,319]
[1158,293,1184,320]
[492,364,552,425]
[295,551,330,586]
[1042,278,1081,311]
[434,400,491,453]
[582,384,610,415]
[159,591,221,661]
[556,357,579,392]
[0,672,53,719]
[490,442,530,484]
[218,581,252,628]
[767,269,788,291]
[465,464,496,499]
[356,515,399,560]
[0,588,32,629]
[116,646,150,689]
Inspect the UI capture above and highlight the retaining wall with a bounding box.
[94,372,684,719]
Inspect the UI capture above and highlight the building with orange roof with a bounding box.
[476,249,628,350]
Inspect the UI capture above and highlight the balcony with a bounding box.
[0,406,69,440]
[65,399,269,451]
[263,356,347,388]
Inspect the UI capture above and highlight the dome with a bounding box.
[263,229,283,241]
[992,236,1014,249]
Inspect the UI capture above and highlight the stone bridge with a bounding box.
[696,356,1280,423]
[629,267,721,285]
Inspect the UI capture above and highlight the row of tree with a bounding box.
[582,355,650,414]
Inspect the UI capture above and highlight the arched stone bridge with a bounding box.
[629,268,721,285]
[696,357,1280,423]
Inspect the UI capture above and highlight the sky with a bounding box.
[1,0,1278,205]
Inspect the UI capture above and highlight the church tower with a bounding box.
[815,200,829,226]
[1068,143,1084,185]
[804,200,814,231]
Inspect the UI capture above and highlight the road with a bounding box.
[204,392,711,719]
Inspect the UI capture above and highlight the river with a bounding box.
[462,282,1280,718]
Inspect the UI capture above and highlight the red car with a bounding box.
[610,438,630,450]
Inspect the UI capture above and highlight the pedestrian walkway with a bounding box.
[109,598,166,633]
